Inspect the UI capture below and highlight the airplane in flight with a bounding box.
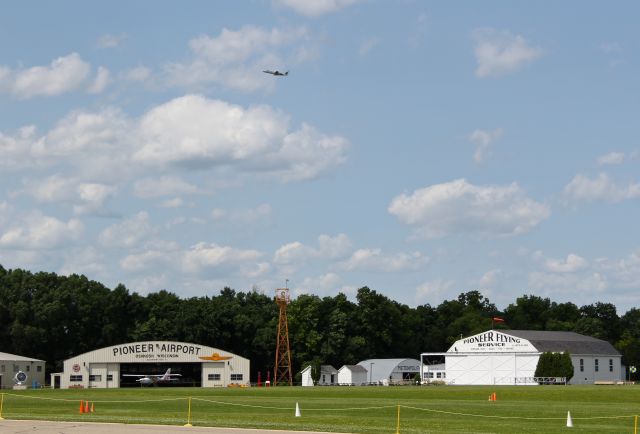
[122,368,181,386]
[263,70,288,76]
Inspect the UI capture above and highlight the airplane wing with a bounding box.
[122,374,146,377]
[263,70,275,75]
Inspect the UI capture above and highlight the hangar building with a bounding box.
[55,341,249,389]
[420,330,623,385]
[357,358,423,384]
[0,352,46,389]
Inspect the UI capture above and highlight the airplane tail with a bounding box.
[285,71,289,75]
[161,368,171,380]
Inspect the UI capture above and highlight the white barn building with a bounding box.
[0,352,46,389]
[300,364,338,386]
[421,330,623,385]
[337,365,368,385]
[357,358,422,384]
[54,341,249,389]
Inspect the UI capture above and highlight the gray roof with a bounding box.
[0,351,44,362]
[500,330,620,356]
[320,365,338,374]
[340,364,368,373]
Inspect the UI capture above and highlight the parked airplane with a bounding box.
[263,70,288,76]
[123,368,181,386]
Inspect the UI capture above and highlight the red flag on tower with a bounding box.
[493,317,505,323]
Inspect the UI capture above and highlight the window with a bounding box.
[26,365,30,372]
[37,365,42,372]
[14,365,19,372]
[1,365,5,372]
[595,359,599,372]
[609,359,613,372]
[208,374,221,381]
[107,375,113,381]
[580,359,584,372]
[70,375,83,382]
[89,375,102,382]
[436,372,442,379]
[230,374,243,381]
[322,374,326,383]
[425,372,434,379]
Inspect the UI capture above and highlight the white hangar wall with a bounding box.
[421,330,623,386]
[62,341,249,389]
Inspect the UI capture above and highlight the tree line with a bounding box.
[1,265,638,382]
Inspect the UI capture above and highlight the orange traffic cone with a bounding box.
[79,400,85,414]
[90,402,95,413]
[493,392,497,401]
[84,401,89,413]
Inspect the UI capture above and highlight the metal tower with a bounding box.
[274,288,293,386]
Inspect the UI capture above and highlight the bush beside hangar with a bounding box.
[56,341,249,389]
[420,330,623,385]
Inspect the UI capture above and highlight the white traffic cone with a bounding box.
[566,411,573,428]
[295,402,301,417]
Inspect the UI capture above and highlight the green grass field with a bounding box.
[1,385,639,433]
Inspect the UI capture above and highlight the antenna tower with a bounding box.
[274,288,293,386]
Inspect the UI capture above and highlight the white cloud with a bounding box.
[563,173,640,203]
[1,126,40,170]
[478,269,502,288]
[468,128,503,163]
[23,174,116,215]
[87,66,111,94]
[274,241,316,265]
[528,271,607,294]
[97,33,127,48]
[165,25,309,92]
[181,242,263,274]
[133,176,200,198]
[544,253,588,273]
[388,179,550,238]
[133,95,348,181]
[32,108,130,160]
[274,0,360,17]
[341,248,429,272]
[473,28,542,78]
[274,233,351,266]
[59,246,108,279]
[1,53,91,98]
[415,279,455,304]
[298,272,343,296]
[597,152,625,166]
[122,66,152,82]
[0,212,83,249]
[99,212,155,248]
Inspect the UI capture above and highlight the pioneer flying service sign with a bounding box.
[447,331,537,353]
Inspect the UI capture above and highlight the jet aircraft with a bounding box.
[122,368,181,386]
[263,70,288,76]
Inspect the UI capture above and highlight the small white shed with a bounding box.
[338,365,368,385]
[318,365,338,385]
[301,365,314,386]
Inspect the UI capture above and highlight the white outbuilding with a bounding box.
[300,364,338,386]
[55,341,249,389]
[357,359,422,384]
[421,329,623,385]
[337,364,368,385]
[0,352,46,389]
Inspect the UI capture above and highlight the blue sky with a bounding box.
[1,0,639,312]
